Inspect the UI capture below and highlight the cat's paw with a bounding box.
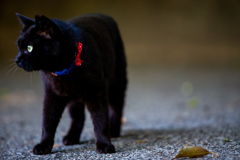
[33,143,52,155]
[96,142,115,154]
[63,135,79,145]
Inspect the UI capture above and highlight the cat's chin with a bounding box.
[19,65,37,72]
[22,68,34,72]
[16,65,33,72]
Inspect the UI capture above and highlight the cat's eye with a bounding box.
[27,45,33,52]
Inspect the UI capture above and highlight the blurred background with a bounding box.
[1,0,240,68]
[0,0,240,128]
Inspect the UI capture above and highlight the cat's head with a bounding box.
[15,13,75,72]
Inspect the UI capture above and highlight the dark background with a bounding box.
[0,0,240,68]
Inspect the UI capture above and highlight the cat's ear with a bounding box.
[16,13,35,27]
[35,15,62,39]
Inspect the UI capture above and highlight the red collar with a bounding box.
[75,42,83,66]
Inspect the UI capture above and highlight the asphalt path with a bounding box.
[0,66,239,159]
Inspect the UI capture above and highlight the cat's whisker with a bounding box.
[5,62,16,68]
[30,71,33,88]
[11,66,19,77]
[25,61,37,82]
[0,62,17,74]
[6,65,18,76]
[1,60,16,67]
[10,32,20,39]
[0,59,15,68]
[33,70,37,82]
[26,62,33,88]
[29,63,37,82]
[0,65,18,83]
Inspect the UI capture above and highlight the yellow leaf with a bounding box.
[173,146,219,159]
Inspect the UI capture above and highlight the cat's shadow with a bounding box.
[51,127,209,154]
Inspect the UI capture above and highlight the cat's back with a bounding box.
[68,13,118,34]
[68,13,121,45]
[68,13,115,24]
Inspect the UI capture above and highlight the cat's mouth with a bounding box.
[15,60,34,72]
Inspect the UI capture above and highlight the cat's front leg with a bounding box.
[86,94,115,154]
[33,88,68,155]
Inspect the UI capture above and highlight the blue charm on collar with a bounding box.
[52,60,76,76]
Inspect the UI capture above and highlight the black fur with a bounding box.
[15,13,127,155]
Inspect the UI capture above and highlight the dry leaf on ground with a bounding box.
[172,146,219,159]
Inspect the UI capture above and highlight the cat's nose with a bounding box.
[15,58,19,63]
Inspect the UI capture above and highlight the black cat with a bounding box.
[15,13,127,155]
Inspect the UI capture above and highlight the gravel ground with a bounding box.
[0,66,240,159]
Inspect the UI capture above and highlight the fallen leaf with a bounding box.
[53,144,61,148]
[136,140,148,144]
[172,146,219,159]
